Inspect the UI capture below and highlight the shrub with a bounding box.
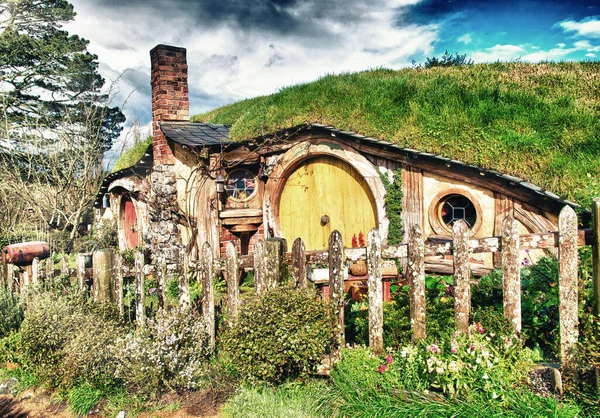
[221,286,334,383]
[115,307,211,396]
[0,287,24,338]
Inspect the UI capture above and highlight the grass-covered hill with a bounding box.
[193,62,600,206]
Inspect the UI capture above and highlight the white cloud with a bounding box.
[556,43,565,48]
[557,18,600,38]
[470,44,526,62]
[457,33,472,45]
[588,45,600,52]
[586,53,596,57]
[470,40,593,64]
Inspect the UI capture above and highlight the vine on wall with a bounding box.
[380,167,403,245]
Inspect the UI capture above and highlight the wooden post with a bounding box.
[135,252,145,327]
[60,256,69,276]
[76,254,86,292]
[502,215,522,333]
[254,240,266,295]
[31,257,40,285]
[592,198,600,316]
[329,230,345,349]
[200,242,215,351]
[559,206,578,364]
[7,263,15,293]
[225,241,240,322]
[291,237,306,287]
[179,253,191,309]
[264,238,287,290]
[93,249,114,303]
[453,220,471,334]
[46,255,54,282]
[157,256,167,309]
[367,228,383,355]
[408,224,426,341]
[0,263,6,289]
[114,254,124,316]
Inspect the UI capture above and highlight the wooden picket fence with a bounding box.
[1,203,599,365]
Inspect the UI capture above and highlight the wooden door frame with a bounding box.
[264,138,388,242]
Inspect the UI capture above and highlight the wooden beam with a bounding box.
[502,215,521,333]
[329,230,345,350]
[408,225,426,341]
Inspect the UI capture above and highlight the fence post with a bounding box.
[157,256,167,309]
[60,256,69,276]
[592,198,600,316]
[559,205,578,364]
[31,257,40,285]
[179,253,191,309]
[135,252,145,326]
[114,254,124,316]
[264,238,287,290]
[0,263,5,289]
[93,249,114,303]
[367,228,384,355]
[291,237,306,287]
[502,215,522,333]
[46,256,54,282]
[200,242,215,351]
[76,254,86,292]
[254,240,266,295]
[7,263,15,293]
[225,241,240,322]
[453,220,471,334]
[329,230,345,349]
[408,224,426,341]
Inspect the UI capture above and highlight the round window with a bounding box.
[438,194,477,229]
[225,169,257,201]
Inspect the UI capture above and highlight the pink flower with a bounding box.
[386,355,393,364]
[378,364,388,373]
[475,323,485,334]
[451,346,457,354]
[426,344,440,354]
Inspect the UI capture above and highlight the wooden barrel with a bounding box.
[2,241,50,265]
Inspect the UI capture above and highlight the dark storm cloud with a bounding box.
[86,0,411,39]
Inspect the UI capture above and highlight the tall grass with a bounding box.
[195,62,600,205]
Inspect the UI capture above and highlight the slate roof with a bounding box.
[161,122,231,147]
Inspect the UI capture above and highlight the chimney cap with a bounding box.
[150,44,186,55]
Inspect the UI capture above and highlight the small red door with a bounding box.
[122,197,139,249]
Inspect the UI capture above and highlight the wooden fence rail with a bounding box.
[0,205,597,365]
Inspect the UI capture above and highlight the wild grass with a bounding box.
[194,62,600,205]
[111,137,152,173]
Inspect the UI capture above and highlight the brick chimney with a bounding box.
[150,44,189,165]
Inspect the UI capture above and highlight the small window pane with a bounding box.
[440,194,476,228]
[225,169,256,200]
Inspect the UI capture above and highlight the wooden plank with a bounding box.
[264,238,287,290]
[559,206,578,364]
[114,255,124,316]
[221,216,263,225]
[253,240,266,295]
[200,242,215,350]
[31,257,40,285]
[502,215,521,333]
[60,256,69,276]
[179,252,191,309]
[408,225,426,341]
[7,264,15,293]
[76,254,85,292]
[592,199,600,316]
[135,252,145,327]
[494,193,514,268]
[93,249,114,303]
[367,228,383,354]
[225,241,240,322]
[425,260,493,277]
[0,263,5,290]
[453,220,471,333]
[291,237,306,287]
[329,230,345,349]
[514,201,558,257]
[401,164,424,244]
[46,256,54,282]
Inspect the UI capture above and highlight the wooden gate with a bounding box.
[278,155,377,250]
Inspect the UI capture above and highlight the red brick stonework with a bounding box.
[150,44,189,165]
[219,225,265,257]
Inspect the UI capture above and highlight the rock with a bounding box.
[0,377,17,395]
[115,411,126,418]
[19,387,36,400]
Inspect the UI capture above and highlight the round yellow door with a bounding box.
[278,155,377,250]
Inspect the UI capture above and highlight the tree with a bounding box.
[0,0,125,242]
[413,50,474,69]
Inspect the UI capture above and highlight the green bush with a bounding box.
[115,307,212,396]
[0,287,23,338]
[221,286,334,383]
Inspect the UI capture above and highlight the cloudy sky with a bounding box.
[65,0,600,159]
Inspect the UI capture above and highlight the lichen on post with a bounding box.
[135,251,145,327]
[200,242,215,350]
[329,230,345,349]
[453,220,471,334]
[264,238,287,290]
[408,224,426,341]
[367,228,383,354]
[76,254,85,291]
[592,198,600,316]
[502,215,521,333]
[559,205,578,364]
[225,241,240,322]
[291,237,306,287]
[92,248,114,303]
[253,240,266,295]
[31,257,40,285]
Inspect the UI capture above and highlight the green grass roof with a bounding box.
[193,62,600,206]
[111,137,152,173]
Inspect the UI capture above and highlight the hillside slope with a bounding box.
[194,62,600,205]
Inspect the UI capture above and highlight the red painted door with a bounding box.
[123,197,139,249]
